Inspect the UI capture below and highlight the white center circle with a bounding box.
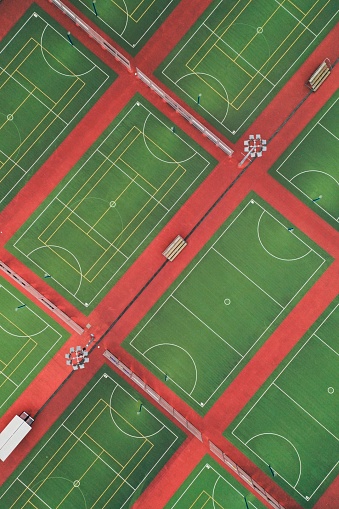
[110,201,116,208]
[328,387,334,394]
[257,27,263,34]
[7,114,13,121]
[224,298,231,306]
[73,480,80,488]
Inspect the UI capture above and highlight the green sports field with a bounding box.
[6,95,216,314]
[0,4,116,211]
[164,456,268,509]
[270,91,339,230]
[123,193,332,415]
[0,365,186,508]
[225,298,339,508]
[68,0,181,55]
[0,275,69,418]
[155,0,338,140]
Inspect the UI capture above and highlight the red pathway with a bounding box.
[0,1,338,508]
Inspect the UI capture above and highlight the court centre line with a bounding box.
[17,478,53,509]
[273,382,339,441]
[274,0,316,35]
[97,151,169,211]
[211,247,284,308]
[0,67,68,125]
[62,424,137,490]
[84,165,185,280]
[203,24,275,86]
[55,198,128,259]
[55,197,127,254]
[171,295,243,357]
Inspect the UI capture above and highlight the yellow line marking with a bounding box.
[184,0,326,111]
[287,0,305,15]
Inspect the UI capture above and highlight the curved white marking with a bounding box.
[246,432,302,487]
[142,114,195,164]
[257,211,311,261]
[109,386,165,439]
[211,475,221,509]
[27,244,83,296]
[30,476,87,508]
[0,112,22,161]
[40,26,95,77]
[69,196,124,245]
[0,324,49,338]
[291,169,339,186]
[176,72,229,123]
[116,0,129,36]
[143,342,198,395]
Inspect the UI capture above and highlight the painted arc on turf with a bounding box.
[115,0,129,37]
[69,196,125,248]
[246,432,302,488]
[212,475,222,509]
[143,342,198,396]
[176,72,229,124]
[109,386,165,439]
[257,211,311,261]
[142,114,196,164]
[0,323,49,338]
[40,26,96,77]
[291,169,339,187]
[27,244,83,296]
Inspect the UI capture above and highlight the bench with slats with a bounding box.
[162,235,187,261]
[307,61,331,92]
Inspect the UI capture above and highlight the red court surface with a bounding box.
[0,0,338,508]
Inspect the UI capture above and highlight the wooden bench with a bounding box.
[307,61,331,92]
[162,235,187,261]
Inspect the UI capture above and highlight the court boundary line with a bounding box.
[0,372,180,508]
[0,10,110,207]
[169,462,264,508]
[12,100,211,309]
[161,0,338,134]
[0,282,64,411]
[74,0,177,48]
[275,96,339,224]
[129,198,326,408]
[231,303,339,500]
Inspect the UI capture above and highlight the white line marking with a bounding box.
[212,246,284,308]
[144,341,198,395]
[172,294,243,356]
[109,385,165,438]
[257,211,312,261]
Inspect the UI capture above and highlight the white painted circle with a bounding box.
[73,480,80,488]
[257,27,263,34]
[224,298,231,306]
[7,114,13,121]
[328,387,334,394]
[110,201,116,208]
